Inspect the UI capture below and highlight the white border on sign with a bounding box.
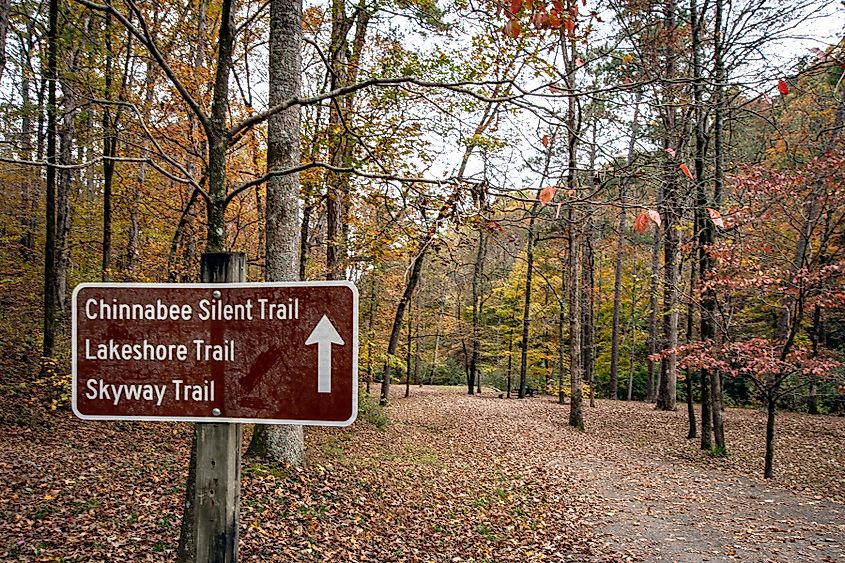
[71,281,359,427]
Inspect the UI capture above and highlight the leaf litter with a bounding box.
[1,386,843,561]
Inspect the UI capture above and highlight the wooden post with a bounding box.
[178,252,244,563]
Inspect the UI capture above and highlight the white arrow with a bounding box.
[305,315,345,393]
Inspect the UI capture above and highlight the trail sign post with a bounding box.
[72,254,359,562]
[72,280,358,425]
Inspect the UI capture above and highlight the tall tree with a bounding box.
[246,0,304,465]
[656,0,680,411]
[42,0,59,359]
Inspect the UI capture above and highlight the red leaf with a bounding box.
[707,208,725,228]
[634,210,661,233]
[510,0,523,14]
[679,162,694,180]
[539,186,556,204]
[565,18,575,35]
[549,11,561,28]
[575,57,585,67]
[663,147,676,158]
[633,212,650,234]
[777,79,789,95]
[503,19,522,38]
[552,0,563,12]
[542,134,550,147]
[570,4,578,17]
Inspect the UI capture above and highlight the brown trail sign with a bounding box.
[72,281,358,426]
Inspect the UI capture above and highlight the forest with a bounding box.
[0,0,844,558]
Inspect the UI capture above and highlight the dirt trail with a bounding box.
[393,388,845,562]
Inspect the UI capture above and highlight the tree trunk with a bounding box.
[808,304,822,414]
[568,208,584,430]
[627,275,637,401]
[582,226,595,394]
[507,324,514,399]
[101,12,116,280]
[709,0,726,452]
[609,200,625,401]
[55,98,73,314]
[518,210,537,399]
[325,0,370,281]
[764,395,776,479]
[558,274,566,404]
[19,68,37,259]
[246,0,304,465]
[428,301,443,384]
[563,15,583,429]
[365,278,376,394]
[380,248,426,405]
[655,0,679,412]
[646,224,661,402]
[469,228,486,394]
[413,322,421,386]
[42,0,59,359]
[405,297,412,398]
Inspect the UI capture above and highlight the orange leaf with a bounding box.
[539,186,556,204]
[707,208,725,228]
[777,79,789,95]
[549,11,561,28]
[510,0,523,14]
[633,212,650,234]
[634,210,661,233]
[542,134,550,147]
[679,162,694,180]
[565,18,575,35]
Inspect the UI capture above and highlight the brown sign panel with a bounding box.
[72,282,358,425]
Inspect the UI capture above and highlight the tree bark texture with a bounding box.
[248,0,305,465]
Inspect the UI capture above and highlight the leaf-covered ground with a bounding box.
[1,387,843,561]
